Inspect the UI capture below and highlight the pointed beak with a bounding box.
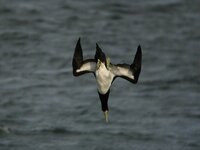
[103,110,109,123]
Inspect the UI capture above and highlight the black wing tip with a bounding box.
[77,37,81,44]
[73,37,83,74]
[137,45,142,53]
[130,45,142,83]
[136,45,142,60]
[75,37,81,48]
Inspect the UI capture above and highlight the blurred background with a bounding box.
[0,0,200,150]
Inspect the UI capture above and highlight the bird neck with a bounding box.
[106,57,111,70]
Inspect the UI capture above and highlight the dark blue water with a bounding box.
[0,0,200,149]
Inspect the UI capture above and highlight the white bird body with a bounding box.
[95,63,114,94]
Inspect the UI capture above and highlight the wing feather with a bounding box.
[111,45,142,83]
[72,38,96,76]
[76,59,96,74]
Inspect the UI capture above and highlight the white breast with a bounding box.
[95,63,114,94]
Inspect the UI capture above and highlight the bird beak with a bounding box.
[103,110,109,123]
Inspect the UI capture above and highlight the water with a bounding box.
[0,0,200,149]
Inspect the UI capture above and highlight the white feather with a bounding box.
[115,66,134,79]
[76,62,96,73]
[95,63,114,94]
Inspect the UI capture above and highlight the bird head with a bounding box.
[95,43,106,63]
[95,43,111,70]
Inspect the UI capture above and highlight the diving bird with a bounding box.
[72,38,142,122]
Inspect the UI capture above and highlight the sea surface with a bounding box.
[0,0,200,150]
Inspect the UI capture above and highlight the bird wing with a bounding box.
[72,38,96,76]
[110,45,142,83]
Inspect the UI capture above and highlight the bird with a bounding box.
[72,38,142,122]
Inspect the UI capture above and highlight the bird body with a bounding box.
[96,62,114,94]
[72,38,142,122]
